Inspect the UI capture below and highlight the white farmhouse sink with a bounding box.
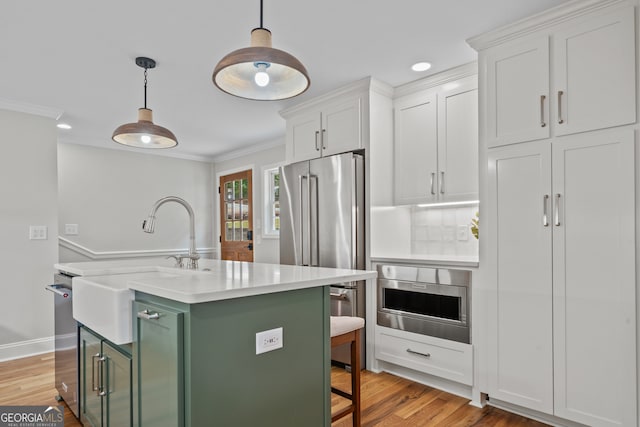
[73,272,179,344]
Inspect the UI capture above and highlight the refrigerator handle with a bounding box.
[309,174,319,267]
[298,174,308,266]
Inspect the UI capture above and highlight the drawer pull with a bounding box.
[137,309,160,320]
[406,348,431,358]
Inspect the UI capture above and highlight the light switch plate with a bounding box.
[256,327,283,355]
[64,224,79,235]
[29,225,48,240]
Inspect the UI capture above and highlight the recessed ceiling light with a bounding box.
[57,123,72,130]
[442,82,460,91]
[411,62,432,72]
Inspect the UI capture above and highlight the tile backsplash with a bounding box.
[370,203,479,259]
[410,204,479,257]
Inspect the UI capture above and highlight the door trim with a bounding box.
[216,165,254,261]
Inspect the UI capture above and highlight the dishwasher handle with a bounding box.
[45,285,71,298]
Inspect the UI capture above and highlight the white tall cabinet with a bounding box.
[469,1,638,426]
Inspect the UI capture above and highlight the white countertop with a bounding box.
[67,259,376,344]
[370,254,479,268]
[62,258,376,304]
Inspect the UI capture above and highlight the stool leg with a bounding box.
[351,330,361,427]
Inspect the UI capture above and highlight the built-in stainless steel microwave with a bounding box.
[377,264,470,344]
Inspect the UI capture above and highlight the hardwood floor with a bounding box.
[0,353,547,426]
[0,353,81,426]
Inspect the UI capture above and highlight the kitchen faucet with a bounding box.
[142,196,200,269]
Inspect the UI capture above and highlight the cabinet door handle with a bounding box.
[322,129,327,150]
[406,348,431,358]
[137,309,160,320]
[439,171,445,194]
[97,356,106,396]
[430,172,436,195]
[91,353,101,393]
[554,193,561,226]
[540,95,547,127]
[543,194,549,227]
[314,131,320,151]
[557,91,564,124]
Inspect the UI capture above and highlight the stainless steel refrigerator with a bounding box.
[279,151,365,367]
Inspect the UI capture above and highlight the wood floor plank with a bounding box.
[0,353,549,426]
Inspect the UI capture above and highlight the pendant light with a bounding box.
[212,0,310,101]
[112,57,178,149]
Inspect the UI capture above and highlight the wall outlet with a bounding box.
[256,327,283,355]
[29,225,48,240]
[457,225,469,241]
[64,224,79,235]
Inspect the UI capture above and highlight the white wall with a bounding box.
[57,143,214,262]
[213,143,285,264]
[0,109,58,360]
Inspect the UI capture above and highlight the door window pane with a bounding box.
[225,221,233,241]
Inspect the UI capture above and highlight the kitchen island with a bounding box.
[58,259,375,427]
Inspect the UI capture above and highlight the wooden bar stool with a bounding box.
[330,316,365,427]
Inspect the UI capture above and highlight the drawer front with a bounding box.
[375,329,472,385]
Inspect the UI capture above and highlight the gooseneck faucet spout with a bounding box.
[142,196,200,269]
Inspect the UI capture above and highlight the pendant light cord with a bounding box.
[143,67,148,109]
[259,0,264,28]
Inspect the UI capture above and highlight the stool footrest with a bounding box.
[331,387,353,400]
[331,405,355,423]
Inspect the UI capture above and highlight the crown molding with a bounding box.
[57,136,214,163]
[393,62,478,99]
[0,98,63,119]
[466,0,633,51]
[279,76,393,118]
[211,137,285,163]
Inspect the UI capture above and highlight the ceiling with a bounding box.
[2,0,568,161]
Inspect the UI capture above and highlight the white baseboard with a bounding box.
[376,359,473,401]
[0,336,54,362]
[488,398,588,427]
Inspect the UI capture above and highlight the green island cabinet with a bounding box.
[133,285,332,427]
[79,326,133,427]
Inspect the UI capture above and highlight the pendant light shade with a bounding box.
[212,1,310,101]
[112,57,178,149]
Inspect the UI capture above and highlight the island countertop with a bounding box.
[60,258,376,304]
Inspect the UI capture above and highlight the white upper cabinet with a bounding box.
[394,92,438,204]
[286,110,323,163]
[483,5,635,148]
[437,82,479,202]
[486,37,550,147]
[393,70,478,205]
[321,98,361,158]
[282,86,365,164]
[553,7,636,136]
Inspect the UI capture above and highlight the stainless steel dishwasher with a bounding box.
[45,273,79,417]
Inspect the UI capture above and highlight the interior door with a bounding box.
[219,169,253,262]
